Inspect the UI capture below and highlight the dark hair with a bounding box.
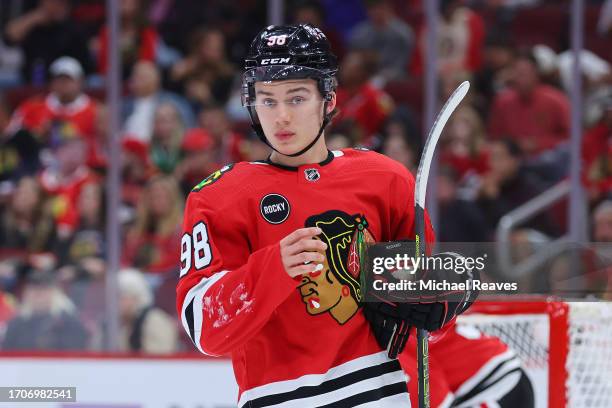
[496,138,523,159]
[364,0,391,7]
[485,30,516,49]
[380,107,420,153]
[514,48,539,69]
[293,0,326,19]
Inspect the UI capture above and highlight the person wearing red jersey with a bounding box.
[401,321,535,407]
[7,57,97,146]
[176,24,476,407]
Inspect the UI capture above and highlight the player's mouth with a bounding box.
[307,296,321,309]
[274,130,295,141]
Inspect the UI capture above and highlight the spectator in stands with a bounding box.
[86,104,109,172]
[476,138,557,238]
[293,0,345,59]
[118,268,178,354]
[0,95,40,181]
[555,49,612,127]
[3,0,91,83]
[335,50,394,146]
[0,286,15,343]
[488,50,571,157]
[437,165,488,242]
[121,138,152,208]
[473,31,516,113]
[150,103,186,174]
[440,105,489,181]
[123,61,194,143]
[38,128,97,239]
[582,93,612,203]
[55,181,105,284]
[0,96,9,134]
[93,0,158,79]
[168,27,236,108]
[2,270,89,350]
[326,132,353,151]
[174,128,213,194]
[348,0,413,83]
[7,57,98,146]
[593,200,612,243]
[0,176,55,255]
[411,0,485,76]
[293,0,345,60]
[380,110,419,173]
[198,104,246,170]
[381,132,416,173]
[599,0,612,36]
[123,175,183,274]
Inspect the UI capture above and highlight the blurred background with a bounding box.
[0,0,611,398]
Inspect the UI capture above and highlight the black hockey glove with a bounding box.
[362,251,479,359]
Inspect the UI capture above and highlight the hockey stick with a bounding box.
[413,81,470,408]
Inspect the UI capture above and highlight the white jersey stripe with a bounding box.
[454,370,521,408]
[180,271,228,356]
[354,391,413,407]
[453,349,517,399]
[438,392,455,408]
[238,351,401,407]
[262,370,408,408]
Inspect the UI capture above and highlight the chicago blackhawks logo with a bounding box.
[192,164,234,191]
[298,210,375,325]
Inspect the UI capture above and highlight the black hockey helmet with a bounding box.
[242,24,338,157]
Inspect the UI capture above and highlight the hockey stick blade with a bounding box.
[415,80,470,209]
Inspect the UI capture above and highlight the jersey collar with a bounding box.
[261,149,335,171]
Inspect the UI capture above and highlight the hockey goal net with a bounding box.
[456,301,612,408]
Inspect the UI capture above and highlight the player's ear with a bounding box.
[325,91,336,114]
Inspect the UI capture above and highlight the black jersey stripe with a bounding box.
[184,297,196,344]
[242,359,403,408]
[451,367,522,407]
[316,381,408,408]
[451,356,521,406]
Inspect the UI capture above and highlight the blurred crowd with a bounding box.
[0,0,611,354]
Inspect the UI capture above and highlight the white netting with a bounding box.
[457,302,612,408]
[458,312,550,408]
[566,302,612,408]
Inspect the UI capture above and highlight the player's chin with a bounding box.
[270,140,308,156]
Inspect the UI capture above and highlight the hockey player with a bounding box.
[176,24,474,407]
[402,324,535,407]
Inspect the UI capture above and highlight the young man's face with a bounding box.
[51,75,81,104]
[254,79,333,156]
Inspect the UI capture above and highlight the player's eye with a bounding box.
[289,96,306,105]
[262,98,277,107]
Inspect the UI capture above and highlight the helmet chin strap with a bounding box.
[249,101,330,158]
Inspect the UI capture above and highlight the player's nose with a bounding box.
[275,103,291,125]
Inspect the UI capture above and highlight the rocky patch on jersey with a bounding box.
[192,164,234,191]
[260,193,291,224]
[299,210,375,325]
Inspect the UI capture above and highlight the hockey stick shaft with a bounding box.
[414,81,470,408]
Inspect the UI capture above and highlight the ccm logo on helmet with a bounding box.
[260,57,291,65]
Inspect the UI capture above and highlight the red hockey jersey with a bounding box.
[8,94,97,141]
[402,322,519,407]
[176,148,435,407]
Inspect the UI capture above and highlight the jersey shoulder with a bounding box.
[188,160,272,201]
[338,148,414,182]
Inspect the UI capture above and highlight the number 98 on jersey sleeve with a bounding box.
[180,221,213,278]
